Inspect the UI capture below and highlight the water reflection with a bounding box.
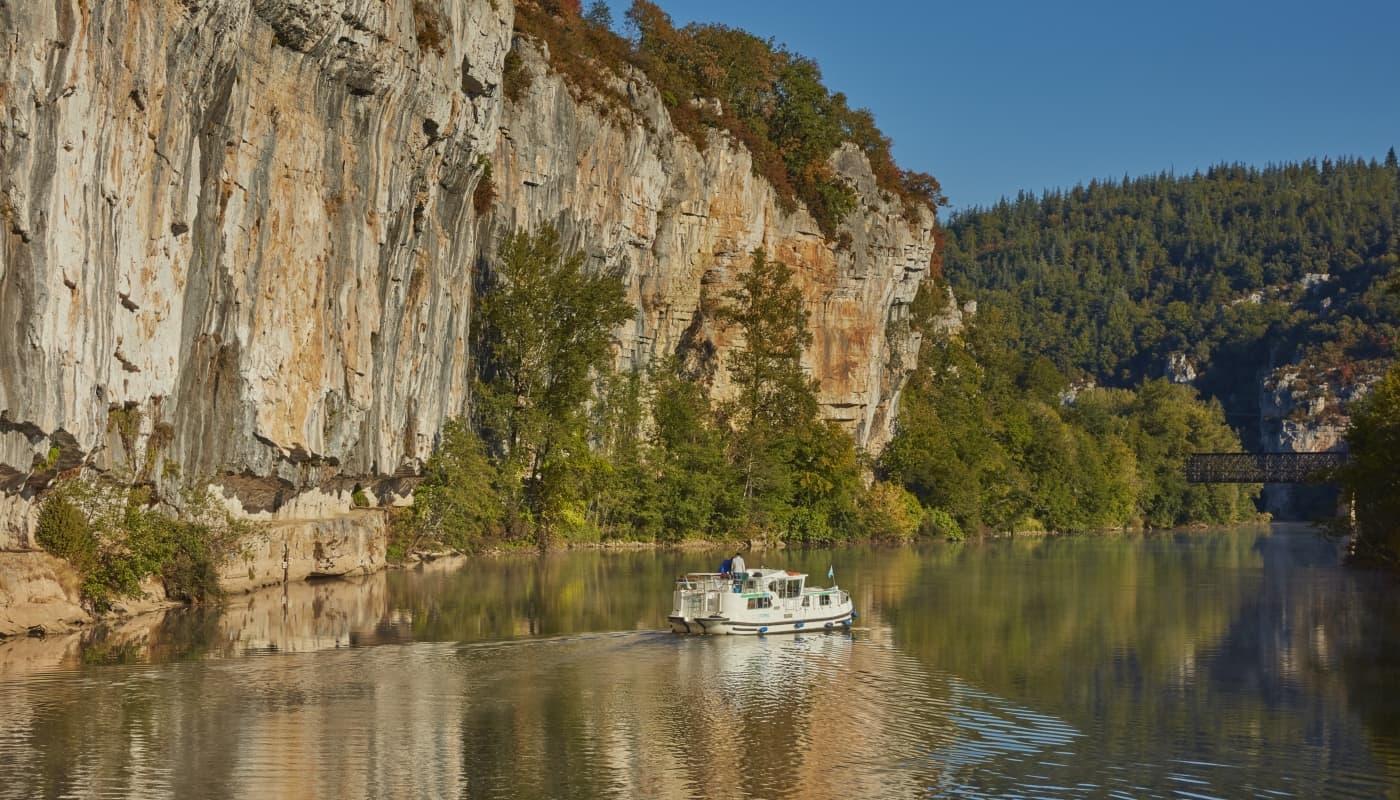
[2,526,1399,798]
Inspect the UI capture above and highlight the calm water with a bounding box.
[3,525,1400,799]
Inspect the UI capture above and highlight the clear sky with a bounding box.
[600,0,1400,213]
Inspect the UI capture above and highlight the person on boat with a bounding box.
[719,555,733,576]
[730,551,746,577]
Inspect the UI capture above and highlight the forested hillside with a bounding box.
[941,155,1400,444]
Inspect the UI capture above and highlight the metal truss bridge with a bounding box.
[1185,452,1348,484]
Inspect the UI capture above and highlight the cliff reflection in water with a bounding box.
[2,526,1399,799]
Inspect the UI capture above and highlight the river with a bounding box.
[2,524,1398,798]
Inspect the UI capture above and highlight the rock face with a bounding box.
[1257,358,1385,518]
[0,0,936,548]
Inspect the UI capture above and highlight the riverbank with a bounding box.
[1,509,760,639]
[0,511,394,639]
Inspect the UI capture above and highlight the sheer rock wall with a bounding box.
[0,0,936,548]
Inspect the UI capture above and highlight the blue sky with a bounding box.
[600,0,1400,213]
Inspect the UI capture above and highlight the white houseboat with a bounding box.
[668,567,856,635]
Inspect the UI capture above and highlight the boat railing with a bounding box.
[675,572,730,591]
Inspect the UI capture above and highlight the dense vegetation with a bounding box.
[401,228,891,553]
[401,226,1259,556]
[940,155,1400,443]
[511,1,946,235]
[880,289,1258,533]
[35,481,250,612]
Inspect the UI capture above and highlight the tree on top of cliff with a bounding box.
[512,0,944,236]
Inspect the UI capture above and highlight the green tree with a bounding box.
[712,249,865,539]
[403,418,502,555]
[1123,379,1256,527]
[473,226,633,543]
[647,357,740,540]
[1338,364,1400,564]
[586,368,660,541]
[715,249,818,521]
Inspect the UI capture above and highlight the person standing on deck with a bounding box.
[731,551,746,577]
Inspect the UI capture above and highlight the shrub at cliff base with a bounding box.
[1339,364,1400,564]
[35,480,250,612]
[860,482,925,542]
[394,417,502,561]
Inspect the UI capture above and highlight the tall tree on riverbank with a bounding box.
[717,249,817,521]
[472,226,634,542]
[716,249,862,540]
[1338,364,1400,564]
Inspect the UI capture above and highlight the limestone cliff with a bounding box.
[0,0,936,548]
[1256,357,1385,518]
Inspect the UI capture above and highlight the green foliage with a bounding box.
[717,249,814,519]
[35,480,248,612]
[351,486,371,508]
[905,155,1400,529]
[404,418,502,555]
[923,507,964,542]
[1338,364,1400,564]
[1115,379,1256,527]
[713,250,865,541]
[35,488,98,573]
[861,481,925,541]
[399,238,882,548]
[717,249,818,435]
[501,48,530,102]
[645,358,740,541]
[473,226,633,544]
[883,308,1258,533]
[108,404,142,459]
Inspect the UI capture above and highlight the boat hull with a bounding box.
[682,610,855,636]
[668,616,705,634]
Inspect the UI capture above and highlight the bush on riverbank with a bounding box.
[34,480,251,612]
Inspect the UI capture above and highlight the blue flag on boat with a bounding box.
[827,565,834,579]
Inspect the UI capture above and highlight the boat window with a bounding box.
[746,596,772,610]
[802,596,810,608]
[820,594,831,606]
